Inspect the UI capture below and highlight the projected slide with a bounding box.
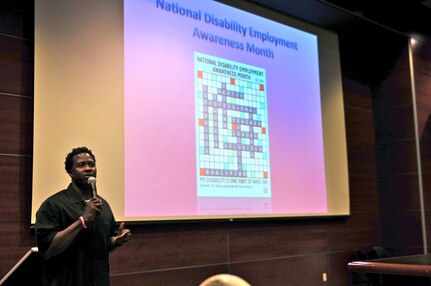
[124,0,328,218]
[33,0,349,223]
[195,53,271,198]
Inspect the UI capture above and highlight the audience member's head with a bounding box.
[199,274,251,286]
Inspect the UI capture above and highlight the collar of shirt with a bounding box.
[66,183,86,204]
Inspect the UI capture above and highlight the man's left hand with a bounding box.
[112,222,132,247]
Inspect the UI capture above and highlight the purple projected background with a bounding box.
[124,0,327,218]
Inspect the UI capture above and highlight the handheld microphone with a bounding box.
[87,176,97,198]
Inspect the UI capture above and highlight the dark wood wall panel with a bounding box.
[0,1,35,279]
[372,45,423,256]
[374,105,415,142]
[327,212,381,252]
[0,155,32,219]
[377,174,420,211]
[346,141,376,175]
[372,49,412,109]
[413,40,431,252]
[380,210,424,255]
[416,104,431,141]
[0,35,33,96]
[110,224,228,274]
[344,107,374,144]
[229,254,329,286]
[420,141,431,177]
[326,76,382,284]
[348,175,379,213]
[329,251,360,286]
[412,42,431,76]
[422,173,431,211]
[0,94,33,154]
[375,140,418,175]
[426,209,431,251]
[415,74,431,107]
[228,221,327,262]
[425,208,431,253]
[0,0,34,38]
[415,68,431,205]
[320,74,383,284]
[0,219,34,275]
[342,77,373,110]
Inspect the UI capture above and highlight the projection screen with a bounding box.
[32,0,349,223]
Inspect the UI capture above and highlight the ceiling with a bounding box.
[249,0,431,42]
[247,0,427,86]
[321,0,431,41]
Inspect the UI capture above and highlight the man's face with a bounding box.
[68,152,97,187]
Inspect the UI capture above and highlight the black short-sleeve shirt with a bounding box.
[35,184,117,286]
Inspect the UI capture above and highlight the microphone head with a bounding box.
[87,176,96,184]
[87,176,97,198]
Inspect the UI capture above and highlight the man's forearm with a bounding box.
[44,219,85,259]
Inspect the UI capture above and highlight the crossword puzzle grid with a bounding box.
[196,70,269,179]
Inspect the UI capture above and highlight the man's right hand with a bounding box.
[83,197,103,222]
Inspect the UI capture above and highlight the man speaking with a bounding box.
[35,147,131,286]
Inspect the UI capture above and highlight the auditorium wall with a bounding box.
[1,1,430,285]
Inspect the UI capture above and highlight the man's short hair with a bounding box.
[64,146,96,173]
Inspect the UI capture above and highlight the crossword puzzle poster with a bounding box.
[195,52,271,198]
